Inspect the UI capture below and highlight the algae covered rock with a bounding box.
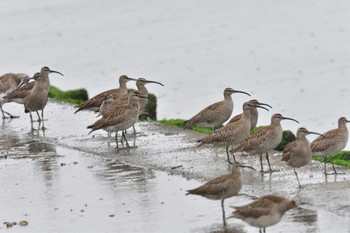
[275,130,296,151]
[49,86,88,104]
[139,93,158,121]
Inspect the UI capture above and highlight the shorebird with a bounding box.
[186,163,255,226]
[3,79,35,105]
[74,75,136,114]
[282,127,323,187]
[185,88,250,131]
[227,99,272,130]
[87,91,149,150]
[24,67,63,126]
[98,94,117,117]
[135,78,164,115]
[230,195,299,233]
[231,113,299,173]
[0,72,30,118]
[197,102,269,163]
[311,117,350,175]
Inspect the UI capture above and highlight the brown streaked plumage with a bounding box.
[311,117,350,175]
[74,75,137,114]
[185,88,250,131]
[87,92,149,150]
[24,67,63,127]
[0,72,30,118]
[198,102,269,163]
[228,99,272,130]
[231,113,299,173]
[230,195,299,233]
[282,127,323,187]
[186,164,254,226]
[3,81,35,105]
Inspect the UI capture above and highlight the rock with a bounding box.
[49,86,88,104]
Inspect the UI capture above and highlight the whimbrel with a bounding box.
[185,88,250,131]
[282,127,323,187]
[198,102,269,163]
[135,78,164,115]
[311,117,350,175]
[87,92,149,150]
[231,113,299,173]
[230,195,299,233]
[0,72,30,118]
[74,75,136,114]
[24,67,63,126]
[228,99,272,130]
[186,163,255,226]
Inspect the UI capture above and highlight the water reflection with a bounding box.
[95,159,155,186]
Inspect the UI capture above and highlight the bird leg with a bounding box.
[221,199,227,227]
[259,153,264,173]
[326,157,345,175]
[226,145,234,164]
[132,125,137,134]
[0,106,19,119]
[122,131,130,150]
[265,153,279,173]
[36,111,41,122]
[294,168,301,188]
[41,110,46,130]
[115,132,119,150]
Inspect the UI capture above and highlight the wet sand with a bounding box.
[0,100,349,232]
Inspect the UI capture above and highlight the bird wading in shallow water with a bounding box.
[282,127,323,187]
[229,194,299,233]
[197,101,269,164]
[185,87,250,131]
[74,75,137,114]
[231,113,299,173]
[186,163,255,226]
[87,92,150,150]
[311,117,350,175]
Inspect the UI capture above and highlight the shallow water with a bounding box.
[0,101,349,232]
[0,1,350,232]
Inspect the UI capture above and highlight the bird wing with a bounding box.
[186,101,224,126]
[3,81,35,101]
[0,75,15,93]
[186,174,232,196]
[233,126,274,152]
[311,129,341,152]
[234,207,271,219]
[228,113,243,124]
[88,106,134,132]
[281,141,298,161]
[75,88,119,112]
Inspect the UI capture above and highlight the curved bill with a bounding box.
[254,105,269,111]
[257,102,272,109]
[234,90,251,96]
[50,70,64,76]
[307,131,325,138]
[146,80,164,86]
[281,116,299,124]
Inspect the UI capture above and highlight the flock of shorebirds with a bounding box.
[0,67,349,232]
